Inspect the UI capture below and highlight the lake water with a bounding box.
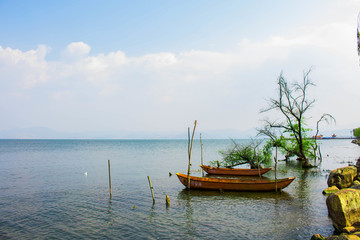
[0,139,359,239]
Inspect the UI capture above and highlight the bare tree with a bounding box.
[314,113,336,161]
[261,69,316,167]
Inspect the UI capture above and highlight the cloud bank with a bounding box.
[0,2,359,136]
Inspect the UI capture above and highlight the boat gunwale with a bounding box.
[200,165,272,174]
[176,173,295,184]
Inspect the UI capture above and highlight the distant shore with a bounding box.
[319,137,357,140]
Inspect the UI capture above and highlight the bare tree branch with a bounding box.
[259,68,321,167]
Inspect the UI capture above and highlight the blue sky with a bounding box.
[0,0,359,137]
[1,0,320,56]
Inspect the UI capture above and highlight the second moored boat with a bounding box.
[200,165,272,176]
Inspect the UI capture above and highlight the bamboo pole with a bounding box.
[275,146,278,193]
[147,176,155,204]
[200,133,204,177]
[187,127,190,188]
[108,159,112,199]
[187,120,197,189]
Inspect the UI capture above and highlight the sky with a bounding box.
[0,0,359,138]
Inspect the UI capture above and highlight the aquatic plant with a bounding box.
[210,139,272,169]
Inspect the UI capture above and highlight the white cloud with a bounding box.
[0,45,49,88]
[62,42,91,60]
[136,52,178,68]
[52,90,74,101]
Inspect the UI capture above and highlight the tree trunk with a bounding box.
[298,120,309,167]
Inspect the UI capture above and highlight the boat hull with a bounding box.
[176,173,295,192]
[200,165,271,176]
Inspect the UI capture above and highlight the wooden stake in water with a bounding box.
[165,194,170,207]
[108,159,112,199]
[187,120,197,189]
[147,176,155,204]
[187,127,191,189]
[274,146,278,193]
[200,133,204,177]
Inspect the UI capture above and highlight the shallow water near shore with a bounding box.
[0,139,359,239]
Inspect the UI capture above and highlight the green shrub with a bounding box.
[210,140,272,169]
[354,127,360,138]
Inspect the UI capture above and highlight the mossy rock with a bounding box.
[328,166,357,189]
[325,233,360,239]
[323,186,340,195]
[311,233,325,240]
[353,181,360,186]
[326,189,360,233]
[313,230,360,239]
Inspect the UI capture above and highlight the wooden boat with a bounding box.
[176,173,295,192]
[200,165,271,176]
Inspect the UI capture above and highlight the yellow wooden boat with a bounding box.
[176,173,295,192]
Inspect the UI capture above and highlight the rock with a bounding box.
[356,158,360,171]
[343,234,360,240]
[328,166,357,189]
[325,233,360,239]
[325,236,338,240]
[354,158,360,182]
[352,139,360,147]
[311,234,325,240]
[353,181,360,186]
[326,189,360,233]
[323,186,340,195]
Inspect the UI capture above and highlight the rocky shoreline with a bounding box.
[352,139,360,147]
[311,140,360,240]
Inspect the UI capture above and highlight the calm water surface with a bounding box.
[0,139,359,239]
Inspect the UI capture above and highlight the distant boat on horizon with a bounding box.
[312,134,337,139]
